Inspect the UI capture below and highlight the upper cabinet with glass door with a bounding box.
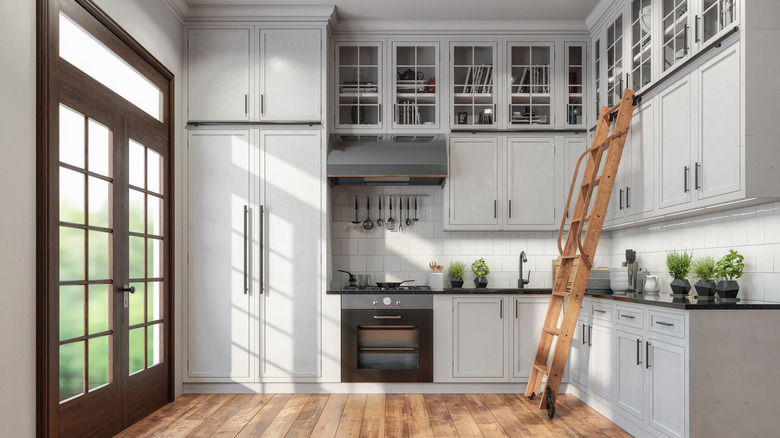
[700,0,738,46]
[392,42,439,130]
[565,43,586,127]
[661,0,692,72]
[450,42,498,129]
[629,0,653,91]
[335,42,384,130]
[606,13,625,107]
[507,42,554,127]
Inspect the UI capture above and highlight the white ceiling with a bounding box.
[183,0,600,21]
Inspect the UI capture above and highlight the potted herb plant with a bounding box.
[448,261,466,288]
[666,250,692,296]
[472,258,490,288]
[690,255,717,299]
[714,249,744,299]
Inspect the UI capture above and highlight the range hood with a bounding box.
[327,134,447,186]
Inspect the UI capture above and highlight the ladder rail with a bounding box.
[524,89,637,413]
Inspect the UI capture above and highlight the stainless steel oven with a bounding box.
[341,294,433,382]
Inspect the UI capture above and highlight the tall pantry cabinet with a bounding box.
[184,22,329,384]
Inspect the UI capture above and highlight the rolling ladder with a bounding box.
[524,88,638,418]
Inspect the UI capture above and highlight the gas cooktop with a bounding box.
[342,285,431,291]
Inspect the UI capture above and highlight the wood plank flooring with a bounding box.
[115,393,632,437]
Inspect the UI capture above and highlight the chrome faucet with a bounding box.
[518,251,530,288]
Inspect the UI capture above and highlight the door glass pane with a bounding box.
[147,239,162,278]
[60,168,85,224]
[88,119,111,177]
[59,286,84,340]
[129,236,145,279]
[129,328,145,374]
[88,336,110,390]
[129,282,145,326]
[60,227,85,281]
[147,195,162,236]
[129,189,145,233]
[147,149,162,194]
[88,284,110,333]
[88,177,110,228]
[147,324,162,366]
[88,230,110,280]
[147,282,162,321]
[60,341,84,401]
[59,105,85,168]
[59,13,163,121]
[129,140,145,188]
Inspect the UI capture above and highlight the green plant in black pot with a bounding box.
[714,249,744,299]
[690,256,717,299]
[666,250,692,296]
[448,261,466,288]
[472,258,490,288]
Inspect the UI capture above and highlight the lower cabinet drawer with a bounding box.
[649,310,685,339]
[616,305,643,330]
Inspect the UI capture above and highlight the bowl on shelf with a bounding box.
[610,269,630,294]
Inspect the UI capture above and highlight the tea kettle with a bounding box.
[398,69,424,81]
[644,274,660,294]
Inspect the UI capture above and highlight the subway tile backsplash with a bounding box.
[329,186,612,289]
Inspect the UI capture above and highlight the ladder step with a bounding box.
[551,291,570,297]
[570,215,591,224]
[543,327,561,336]
[560,255,579,260]
[533,363,550,375]
[582,177,601,188]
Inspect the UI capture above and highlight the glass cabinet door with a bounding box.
[630,0,653,91]
[606,13,625,106]
[594,38,602,119]
[392,42,439,129]
[508,42,554,127]
[565,43,585,127]
[450,42,497,128]
[700,0,737,45]
[335,42,383,129]
[662,0,691,72]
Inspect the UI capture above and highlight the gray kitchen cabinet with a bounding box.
[187,26,324,123]
[615,329,645,421]
[445,136,501,230]
[334,41,385,130]
[504,137,558,228]
[511,296,551,379]
[451,296,507,380]
[569,314,590,388]
[648,338,685,438]
[568,298,614,402]
[187,28,253,122]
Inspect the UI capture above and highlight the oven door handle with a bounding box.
[373,315,403,319]
[359,347,418,351]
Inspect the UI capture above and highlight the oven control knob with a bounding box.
[372,300,378,307]
[382,297,392,306]
[396,300,402,306]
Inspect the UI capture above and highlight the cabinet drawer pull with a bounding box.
[656,321,675,327]
[620,314,635,319]
[594,309,606,314]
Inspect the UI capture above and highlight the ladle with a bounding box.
[405,197,412,226]
[376,197,384,227]
[362,198,374,230]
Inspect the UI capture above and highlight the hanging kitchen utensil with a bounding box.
[405,197,412,226]
[386,197,395,231]
[413,197,420,221]
[350,198,361,224]
[362,197,374,230]
[376,197,384,227]
[398,197,404,231]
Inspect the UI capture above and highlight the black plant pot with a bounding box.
[669,278,691,296]
[474,277,488,288]
[451,279,464,288]
[694,280,717,299]
[716,280,740,299]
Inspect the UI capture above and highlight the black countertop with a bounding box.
[327,288,780,310]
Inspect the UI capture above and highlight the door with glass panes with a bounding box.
[42,2,172,436]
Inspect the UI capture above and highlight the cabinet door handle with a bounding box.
[582,323,586,344]
[379,103,382,123]
[515,302,518,319]
[499,301,503,319]
[261,94,264,115]
[244,94,248,115]
[656,321,674,327]
[684,166,689,193]
[625,186,631,208]
[695,15,701,43]
[684,24,690,53]
[508,200,512,218]
[637,339,642,366]
[588,325,592,347]
[494,200,497,219]
[626,72,631,89]
[619,189,624,209]
[695,162,701,190]
[646,342,651,369]
[243,205,249,295]
[259,205,265,294]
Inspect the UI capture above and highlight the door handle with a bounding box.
[626,186,631,208]
[588,325,592,347]
[243,205,249,295]
[695,162,701,190]
[637,339,642,366]
[244,94,248,115]
[582,323,586,345]
[499,301,503,319]
[373,315,402,320]
[684,166,689,193]
[122,285,135,309]
[646,342,651,369]
[508,200,512,218]
[619,189,624,209]
[695,16,701,43]
[259,205,265,294]
[494,200,497,219]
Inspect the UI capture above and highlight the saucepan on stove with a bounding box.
[374,280,415,288]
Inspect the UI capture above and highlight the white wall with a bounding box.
[0,0,37,436]
[0,1,181,435]
[610,202,780,301]
[331,186,613,289]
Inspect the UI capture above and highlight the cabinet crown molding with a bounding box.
[332,19,587,36]
[171,3,336,23]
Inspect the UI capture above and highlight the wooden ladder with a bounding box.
[524,88,638,418]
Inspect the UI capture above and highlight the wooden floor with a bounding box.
[115,393,632,437]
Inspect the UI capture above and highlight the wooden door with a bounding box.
[446,137,500,229]
[616,330,645,420]
[505,137,557,227]
[452,297,506,380]
[186,129,255,381]
[259,29,322,122]
[260,130,323,379]
[659,74,694,210]
[41,2,173,435]
[187,28,252,122]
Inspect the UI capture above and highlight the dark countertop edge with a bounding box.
[326,288,553,295]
